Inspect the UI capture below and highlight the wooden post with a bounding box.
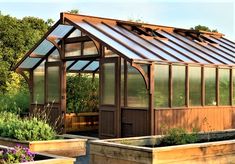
[149,63,155,135]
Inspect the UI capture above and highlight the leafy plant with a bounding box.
[160,128,199,146]
[0,145,34,163]
[66,74,99,113]
[0,112,56,141]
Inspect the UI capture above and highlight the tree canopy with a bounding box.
[191,25,218,33]
[0,12,51,94]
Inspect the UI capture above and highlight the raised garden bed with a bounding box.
[65,112,98,132]
[90,130,235,164]
[0,136,87,157]
[0,145,75,164]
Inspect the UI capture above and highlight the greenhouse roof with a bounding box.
[14,12,235,71]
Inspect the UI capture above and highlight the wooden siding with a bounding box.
[121,108,148,137]
[154,107,235,135]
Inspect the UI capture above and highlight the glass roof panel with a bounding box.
[158,31,222,64]
[150,39,193,62]
[32,40,54,56]
[68,29,81,38]
[84,61,99,71]
[206,44,235,61]
[66,61,74,69]
[212,44,235,56]
[49,24,73,38]
[220,37,235,48]
[69,60,90,70]
[19,57,41,69]
[172,33,233,64]
[206,36,235,53]
[97,23,161,60]
[113,26,179,62]
[75,22,143,60]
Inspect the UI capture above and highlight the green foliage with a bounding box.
[191,25,218,32]
[66,74,99,113]
[67,9,79,14]
[0,89,29,114]
[0,112,56,141]
[0,145,35,163]
[160,128,199,146]
[0,13,50,94]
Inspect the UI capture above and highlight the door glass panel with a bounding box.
[102,63,115,105]
[205,67,216,106]
[33,62,45,104]
[47,66,60,102]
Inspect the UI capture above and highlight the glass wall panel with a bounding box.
[127,64,148,107]
[233,69,235,105]
[205,67,216,106]
[83,41,98,55]
[121,59,124,106]
[189,67,201,106]
[102,63,115,105]
[219,69,230,105]
[47,66,60,102]
[172,65,186,107]
[65,43,81,57]
[48,49,60,62]
[154,64,169,107]
[33,62,45,104]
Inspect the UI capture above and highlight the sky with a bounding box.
[0,0,234,41]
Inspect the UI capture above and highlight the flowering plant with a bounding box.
[0,145,35,163]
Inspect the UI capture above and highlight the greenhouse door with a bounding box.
[99,57,121,138]
[45,62,64,133]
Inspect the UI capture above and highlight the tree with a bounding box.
[191,25,218,33]
[67,9,79,14]
[0,13,51,94]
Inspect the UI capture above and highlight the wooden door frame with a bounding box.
[99,57,121,138]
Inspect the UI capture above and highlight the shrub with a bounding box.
[0,145,34,163]
[66,74,99,113]
[0,90,29,114]
[0,112,56,141]
[160,128,198,146]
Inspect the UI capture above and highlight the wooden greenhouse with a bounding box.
[14,13,235,138]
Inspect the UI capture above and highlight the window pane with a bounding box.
[219,69,230,105]
[121,59,124,106]
[83,41,98,55]
[47,66,60,102]
[233,69,235,105]
[154,64,169,107]
[102,63,115,105]
[205,67,216,106]
[33,63,45,104]
[172,65,186,107]
[127,64,148,107]
[189,67,201,106]
[65,43,81,57]
[48,49,60,62]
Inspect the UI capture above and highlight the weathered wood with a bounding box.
[0,136,87,157]
[89,133,235,164]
